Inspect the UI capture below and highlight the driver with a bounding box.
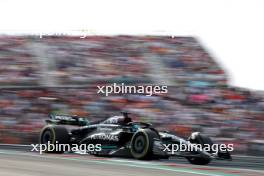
[122,111,132,124]
[121,112,139,132]
[103,112,132,125]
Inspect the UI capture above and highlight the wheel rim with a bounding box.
[132,134,146,153]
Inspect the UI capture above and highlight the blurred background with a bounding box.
[0,35,263,155]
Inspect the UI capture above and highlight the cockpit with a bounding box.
[102,115,132,125]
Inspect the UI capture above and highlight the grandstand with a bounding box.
[0,36,263,155]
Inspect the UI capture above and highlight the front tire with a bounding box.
[187,157,211,165]
[187,132,213,165]
[130,129,159,160]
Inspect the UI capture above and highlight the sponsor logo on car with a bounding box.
[88,133,119,141]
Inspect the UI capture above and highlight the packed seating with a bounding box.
[0,37,41,85]
[0,36,263,155]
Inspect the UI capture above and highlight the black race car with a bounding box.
[39,112,231,165]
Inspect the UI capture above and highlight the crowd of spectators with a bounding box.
[43,36,151,84]
[141,36,228,85]
[0,36,263,155]
[0,36,41,85]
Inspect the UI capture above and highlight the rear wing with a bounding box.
[45,114,89,126]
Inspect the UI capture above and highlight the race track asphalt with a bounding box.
[0,149,263,176]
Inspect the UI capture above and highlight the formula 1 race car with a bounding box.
[39,112,231,165]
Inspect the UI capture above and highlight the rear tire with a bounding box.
[130,129,159,160]
[39,125,70,153]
